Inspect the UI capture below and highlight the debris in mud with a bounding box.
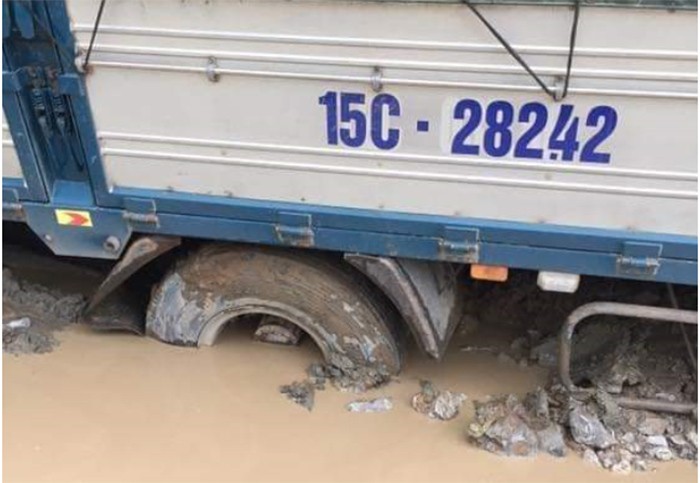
[254,315,303,346]
[466,337,697,472]
[281,358,393,411]
[568,405,615,449]
[2,268,85,355]
[467,389,566,458]
[411,380,467,421]
[305,356,392,393]
[459,345,498,354]
[279,381,315,411]
[2,317,57,355]
[346,397,393,413]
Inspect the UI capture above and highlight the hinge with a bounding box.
[438,226,480,263]
[274,212,314,247]
[123,198,158,226]
[617,241,662,278]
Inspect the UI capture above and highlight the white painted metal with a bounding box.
[66,0,698,235]
[2,117,24,181]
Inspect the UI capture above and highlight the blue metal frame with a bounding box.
[2,0,697,286]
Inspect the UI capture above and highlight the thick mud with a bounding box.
[5,322,697,483]
[2,253,697,482]
[2,268,85,355]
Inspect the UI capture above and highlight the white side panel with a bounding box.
[68,0,697,235]
[2,115,24,180]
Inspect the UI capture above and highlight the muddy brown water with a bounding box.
[4,321,697,483]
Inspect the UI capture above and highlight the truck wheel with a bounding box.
[146,244,402,374]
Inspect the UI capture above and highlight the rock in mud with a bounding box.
[644,435,675,461]
[279,381,315,411]
[306,362,328,390]
[305,356,392,393]
[411,380,467,421]
[2,318,57,355]
[3,269,85,355]
[637,413,670,436]
[535,424,567,457]
[346,398,393,413]
[484,413,539,457]
[467,392,566,458]
[568,406,615,449]
[582,448,601,467]
[597,448,635,474]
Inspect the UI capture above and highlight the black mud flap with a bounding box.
[345,254,464,359]
[83,235,181,333]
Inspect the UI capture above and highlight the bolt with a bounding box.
[103,236,121,253]
[370,66,383,93]
[43,234,53,243]
[206,56,220,83]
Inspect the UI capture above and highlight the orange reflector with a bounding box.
[470,264,509,282]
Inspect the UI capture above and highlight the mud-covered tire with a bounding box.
[146,244,402,373]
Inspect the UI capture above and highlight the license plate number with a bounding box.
[318,90,618,164]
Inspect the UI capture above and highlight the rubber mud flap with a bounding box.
[146,244,403,373]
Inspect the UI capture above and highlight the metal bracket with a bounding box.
[617,241,662,277]
[370,66,383,93]
[438,226,480,263]
[274,212,314,247]
[57,73,86,97]
[123,198,159,226]
[559,301,697,414]
[206,56,220,83]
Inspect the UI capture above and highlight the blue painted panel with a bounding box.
[22,203,130,259]
[2,176,30,200]
[1,64,48,201]
[123,209,697,285]
[114,187,697,261]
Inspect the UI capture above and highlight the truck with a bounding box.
[2,0,697,410]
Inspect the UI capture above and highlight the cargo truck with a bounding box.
[2,0,697,411]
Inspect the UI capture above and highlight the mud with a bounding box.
[467,342,697,473]
[2,268,85,355]
[3,248,697,482]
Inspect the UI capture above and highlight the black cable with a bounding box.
[462,0,581,101]
[562,0,581,99]
[82,0,107,70]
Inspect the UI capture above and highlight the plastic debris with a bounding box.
[346,397,393,413]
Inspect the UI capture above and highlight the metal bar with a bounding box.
[86,60,698,100]
[80,43,698,83]
[101,147,698,200]
[558,301,698,414]
[71,24,698,61]
[97,130,698,182]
